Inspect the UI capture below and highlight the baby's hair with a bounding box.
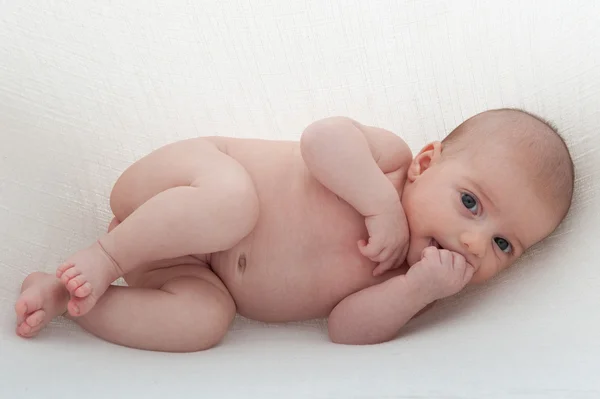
[443,108,561,147]
[442,108,575,220]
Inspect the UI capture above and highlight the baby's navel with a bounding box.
[237,253,247,274]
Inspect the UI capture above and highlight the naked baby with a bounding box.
[15,108,574,352]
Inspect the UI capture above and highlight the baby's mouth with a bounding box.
[430,238,444,250]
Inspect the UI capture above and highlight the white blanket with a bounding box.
[1,1,599,397]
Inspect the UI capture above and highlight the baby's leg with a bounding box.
[15,272,69,338]
[56,138,259,316]
[73,265,235,352]
[16,265,235,351]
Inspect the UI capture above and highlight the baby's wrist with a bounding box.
[399,274,438,307]
[370,193,402,218]
[358,181,400,217]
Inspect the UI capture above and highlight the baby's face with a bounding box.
[402,141,562,284]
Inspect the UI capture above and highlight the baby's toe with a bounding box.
[15,294,43,323]
[60,267,82,286]
[25,309,46,329]
[56,262,75,278]
[18,326,42,338]
[67,299,81,317]
[73,282,92,298]
[14,299,28,325]
[68,294,96,317]
[66,275,87,294]
[17,321,33,336]
[25,322,45,337]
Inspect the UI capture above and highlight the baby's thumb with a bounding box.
[358,240,369,256]
[372,263,385,276]
[464,263,475,283]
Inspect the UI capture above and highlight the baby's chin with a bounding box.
[406,237,435,266]
[405,246,423,267]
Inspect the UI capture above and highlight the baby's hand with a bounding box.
[358,200,409,276]
[406,247,475,301]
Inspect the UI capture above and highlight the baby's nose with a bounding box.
[459,231,486,258]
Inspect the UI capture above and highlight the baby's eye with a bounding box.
[494,237,512,253]
[461,193,479,214]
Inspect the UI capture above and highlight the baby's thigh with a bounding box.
[110,137,256,223]
[124,260,236,351]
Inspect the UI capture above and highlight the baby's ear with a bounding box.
[407,141,443,181]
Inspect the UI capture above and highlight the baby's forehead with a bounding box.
[461,148,551,207]
[449,109,555,149]
[453,116,568,192]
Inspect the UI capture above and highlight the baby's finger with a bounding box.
[373,258,395,276]
[372,264,385,276]
[451,251,466,270]
[439,249,453,266]
[357,239,369,255]
[372,245,395,263]
[390,247,406,269]
[421,246,440,262]
[384,247,406,274]
[358,242,378,259]
[359,239,385,259]
[463,263,475,284]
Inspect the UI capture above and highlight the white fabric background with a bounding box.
[1,1,599,398]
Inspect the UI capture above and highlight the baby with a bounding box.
[14,108,574,352]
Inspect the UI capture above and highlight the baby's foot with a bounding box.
[56,242,121,317]
[15,272,69,338]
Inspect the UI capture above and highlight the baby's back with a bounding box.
[206,137,400,322]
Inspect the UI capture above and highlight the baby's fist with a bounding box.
[406,247,475,301]
[358,202,409,276]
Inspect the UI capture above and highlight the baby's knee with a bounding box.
[178,320,230,352]
[226,176,259,229]
[203,169,260,237]
[197,303,235,350]
[165,277,236,352]
[183,305,234,352]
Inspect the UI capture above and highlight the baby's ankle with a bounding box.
[95,240,125,282]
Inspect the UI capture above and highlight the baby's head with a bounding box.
[401,108,574,283]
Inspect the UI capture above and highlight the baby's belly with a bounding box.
[212,238,373,322]
[211,201,378,322]
[206,136,402,322]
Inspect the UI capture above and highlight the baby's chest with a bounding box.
[256,192,367,258]
[250,202,376,289]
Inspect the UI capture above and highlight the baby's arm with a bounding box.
[300,116,412,217]
[328,274,432,345]
[301,117,413,271]
[328,248,474,345]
